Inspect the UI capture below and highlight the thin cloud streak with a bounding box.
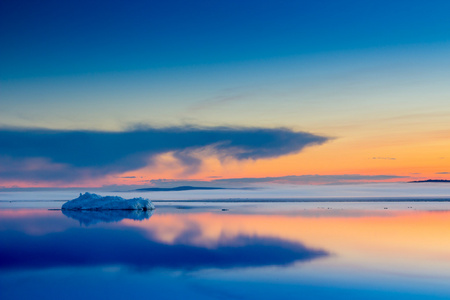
[148,174,407,187]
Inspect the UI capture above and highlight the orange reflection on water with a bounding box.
[123,209,450,277]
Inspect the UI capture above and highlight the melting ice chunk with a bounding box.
[62,192,155,211]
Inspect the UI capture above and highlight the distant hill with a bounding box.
[409,179,450,183]
[134,186,227,192]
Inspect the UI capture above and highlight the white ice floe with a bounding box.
[62,192,155,211]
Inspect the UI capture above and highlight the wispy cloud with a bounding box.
[189,93,250,111]
[0,126,329,183]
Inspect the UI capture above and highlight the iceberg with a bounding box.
[62,192,155,211]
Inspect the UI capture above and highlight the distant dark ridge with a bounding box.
[408,179,450,183]
[135,186,227,192]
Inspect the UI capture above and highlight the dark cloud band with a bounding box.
[0,126,329,182]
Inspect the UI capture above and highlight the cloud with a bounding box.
[370,157,396,160]
[0,228,327,271]
[436,172,450,174]
[189,93,250,111]
[147,174,406,187]
[0,126,329,183]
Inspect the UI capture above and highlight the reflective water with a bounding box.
[1,202,450,299]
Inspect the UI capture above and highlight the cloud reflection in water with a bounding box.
[0,226,327,271]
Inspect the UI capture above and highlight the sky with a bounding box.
[1,0,450,188]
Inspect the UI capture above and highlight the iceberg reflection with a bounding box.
[62,209,153,225]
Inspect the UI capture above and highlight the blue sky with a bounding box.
[2,0,450,79]
[1,0,450,186]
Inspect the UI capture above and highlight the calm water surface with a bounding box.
[1,201,450,299]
